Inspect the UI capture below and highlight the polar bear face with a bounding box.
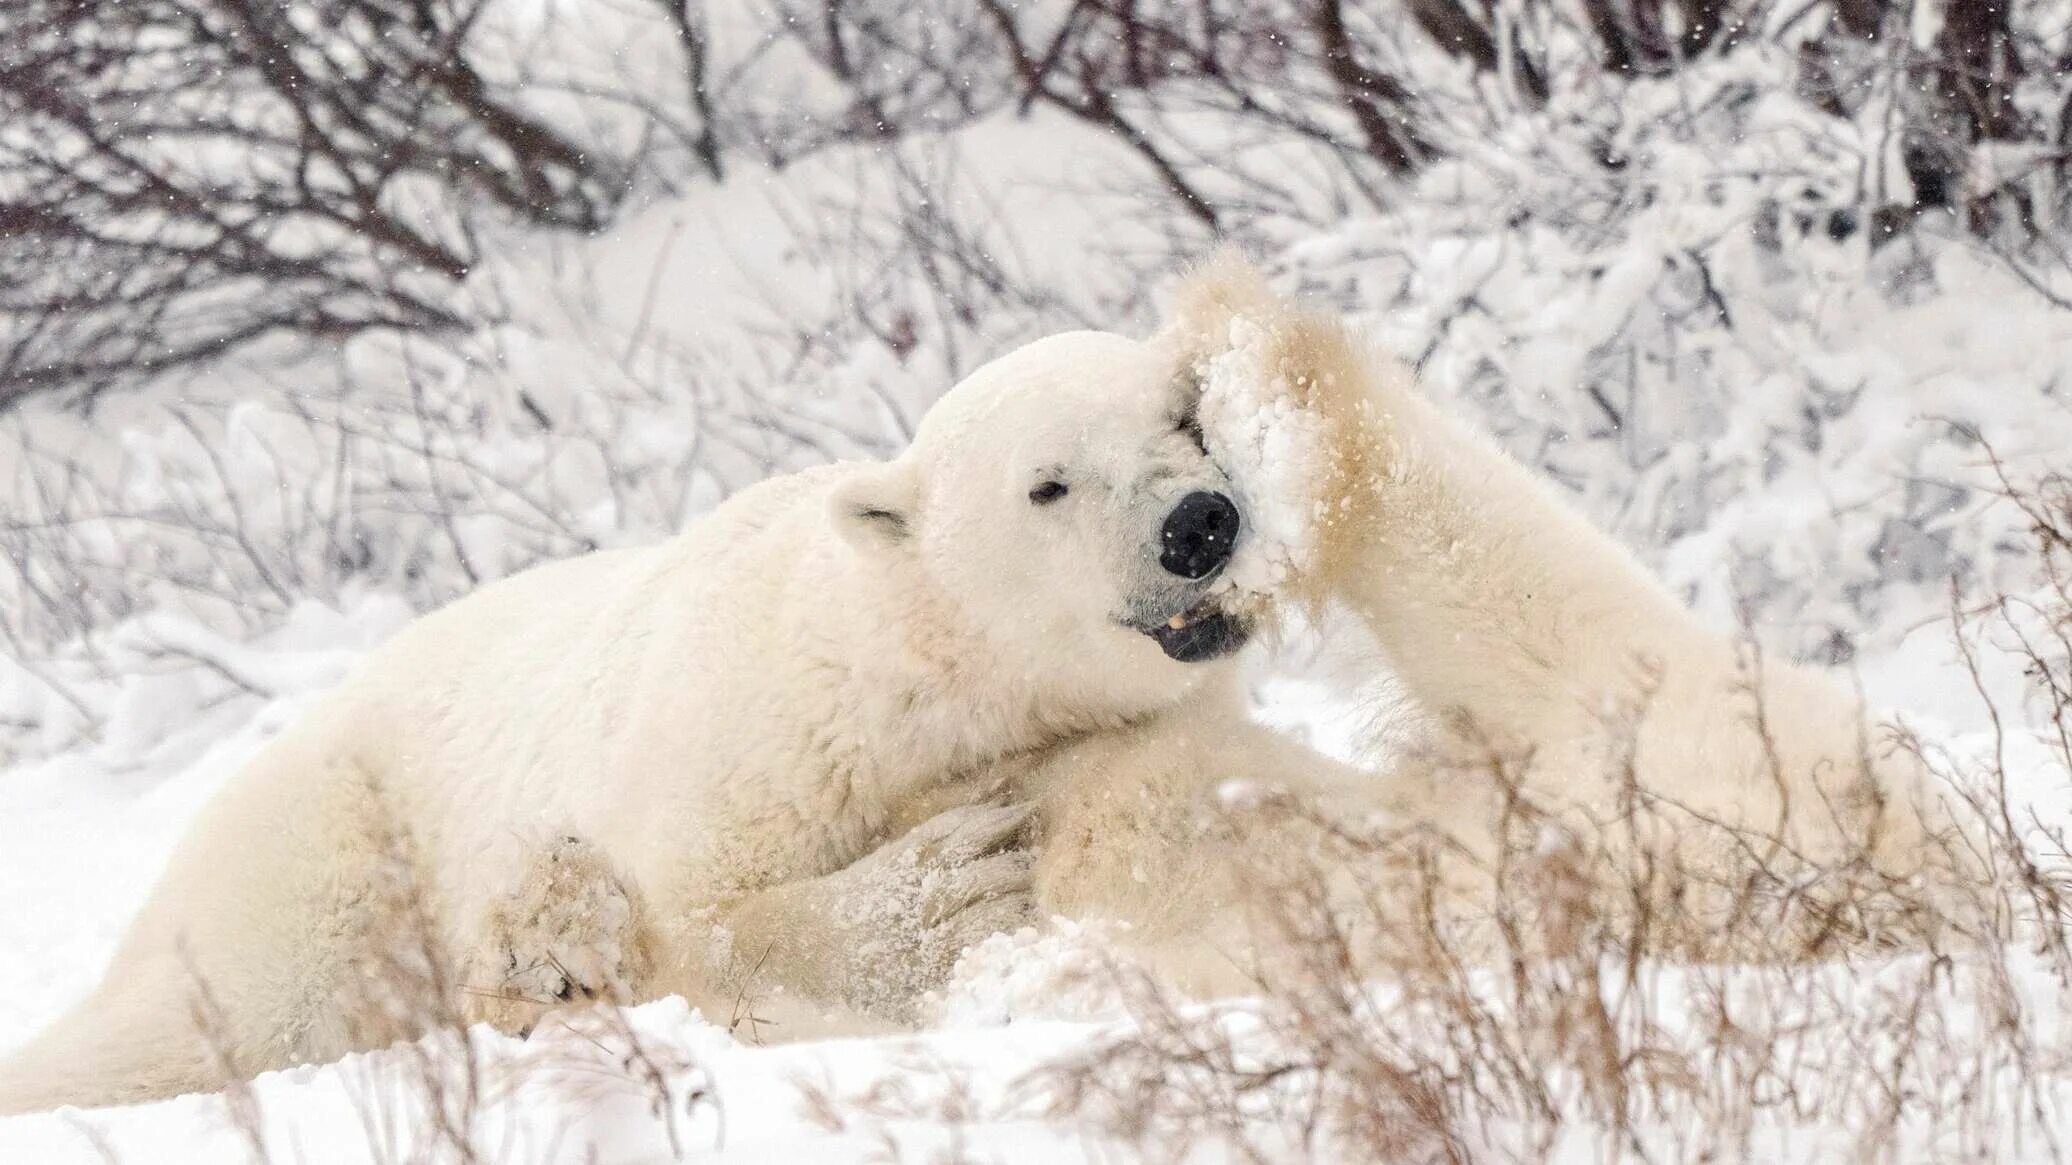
[832,330,1251,693]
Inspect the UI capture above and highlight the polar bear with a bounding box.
[0,327,1277,1114]
[1025,259,1982,973]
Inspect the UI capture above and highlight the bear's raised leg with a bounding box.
[1166,258,1981,950]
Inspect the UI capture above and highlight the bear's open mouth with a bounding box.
[1144,600,1249,663]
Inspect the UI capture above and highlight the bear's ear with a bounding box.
[830,460,919,553]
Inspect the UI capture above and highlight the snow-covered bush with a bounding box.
[7,6,2072,1162]
[6,0,2072,762]
[1289,46,2072,661]
[0,0,631,407]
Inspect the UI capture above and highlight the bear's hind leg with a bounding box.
[0,954,230,1114]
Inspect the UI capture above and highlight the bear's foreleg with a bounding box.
[664,801,1036,1032]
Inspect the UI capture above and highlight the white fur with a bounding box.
[1,268,1971,1113]
[0,331,1251,1113]
[1020,259,1976,980]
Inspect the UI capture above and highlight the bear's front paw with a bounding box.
[895,800,1038,946]
[465,836,652,1036]
[841,802,1037,1018]
[1163,259,1381,607]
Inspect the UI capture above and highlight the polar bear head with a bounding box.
[831,330,1251,697]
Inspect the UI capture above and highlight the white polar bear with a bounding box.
[1025,259,1980,976]
[0,328,1275,1114]
[0,261,1980,1115]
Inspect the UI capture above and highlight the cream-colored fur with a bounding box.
[0,263,1973,1115]
[0,330,1263,1114]
[1017,675,1397,993]
[1023,258,1976,976]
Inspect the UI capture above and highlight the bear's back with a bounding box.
[294,461,882,882]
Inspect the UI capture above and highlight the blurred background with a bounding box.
[3,0,2071,771]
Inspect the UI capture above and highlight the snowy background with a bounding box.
[4,0,2072,1160]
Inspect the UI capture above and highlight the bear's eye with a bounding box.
[1175,403,1207,454]
[1029,481,1069,506]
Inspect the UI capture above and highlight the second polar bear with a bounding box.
[0,328,1279,1114]
[1029,259,1980,975]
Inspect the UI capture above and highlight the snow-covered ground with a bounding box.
[0,597,1352,1164]
[6,8,2072,1160]
[5,618,2058,1164]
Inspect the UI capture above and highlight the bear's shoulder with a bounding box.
[691,461,856,541]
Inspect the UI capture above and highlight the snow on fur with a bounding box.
[1195,314,1334,601]
[7,6,2072,1163]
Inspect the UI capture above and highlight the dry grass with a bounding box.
[775,460,2072,1163]
[147,779,717,1165]
[1005,461,2072,1163]
[68,464,2072,1165]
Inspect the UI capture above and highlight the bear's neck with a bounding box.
[836,580,1185,794]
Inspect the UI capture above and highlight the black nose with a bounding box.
[1160,491,1240,579]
